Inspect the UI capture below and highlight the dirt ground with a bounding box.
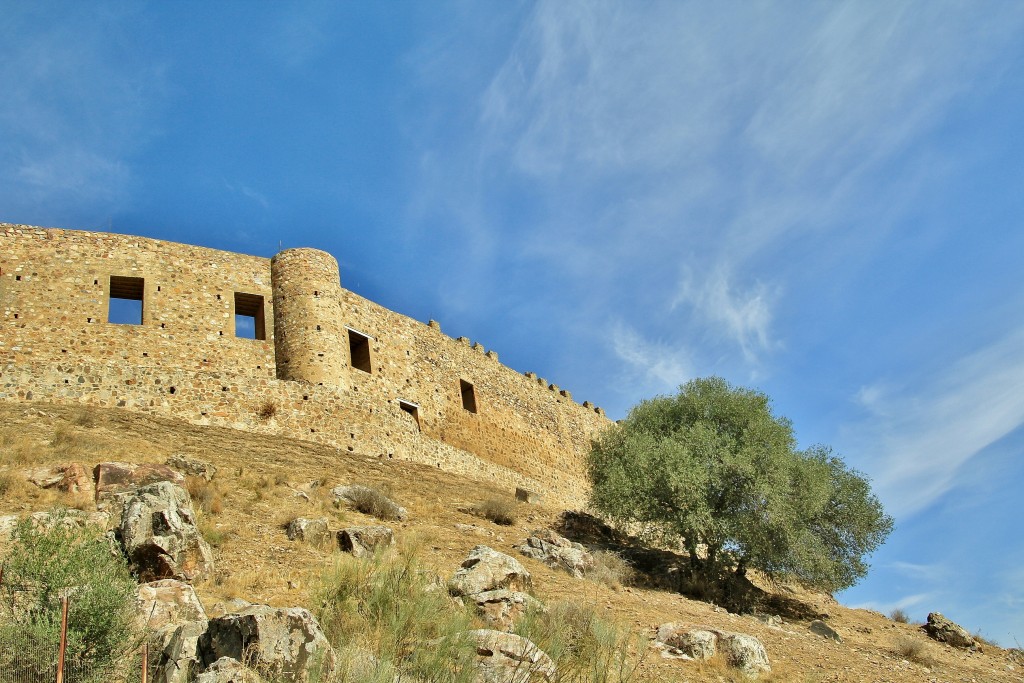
[1,402,1020,682]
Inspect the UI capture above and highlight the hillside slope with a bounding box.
[0,402,1020,682]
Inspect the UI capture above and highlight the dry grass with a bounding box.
[890,608,910,623]
[587,549,636,589]
[344,485,405,521]
[893,636,935,668]
[473,497,518,526]
[257,401,277,421]
[185,476,224,515]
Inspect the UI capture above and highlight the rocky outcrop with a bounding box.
[194,657,264,683]
[137,579,208,631]
[449,546,533,596]
[152,619,209,683]
[514,487,542,504]
[95,462,185,503]
[924,612,976,649]
[26,462,94,496]
[285,518,330,546]
[517,529,595,578]
[466,630,555,683]
[120,481,214,582]
[471,590,544,631]
[166,454,218,482]
[337,525,394,557]
[198,605,336,682]
[655,623,770,675]
[809,619,841,642]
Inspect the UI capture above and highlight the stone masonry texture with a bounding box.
[0,225,611,506]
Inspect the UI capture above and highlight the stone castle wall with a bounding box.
[0,224,611,506]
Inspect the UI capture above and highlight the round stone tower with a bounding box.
[270,248,346,386]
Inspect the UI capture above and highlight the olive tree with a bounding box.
[588,377,892,593]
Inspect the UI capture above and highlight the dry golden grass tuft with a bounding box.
[185,476,224,515]
[587,549,635,589]
[473,496,518,526]
[893,635,935,668]
[890,608,910,623]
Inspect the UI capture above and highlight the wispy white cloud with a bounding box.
[845,327,1024,517]
[610,322,692,392]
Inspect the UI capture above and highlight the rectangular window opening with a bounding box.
[234,292,266,340]
[460,379,478,413]
[348,329,372,373]
[398,400,420,431]
[108,275,144,325]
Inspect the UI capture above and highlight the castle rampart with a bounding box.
[0,224,610,506]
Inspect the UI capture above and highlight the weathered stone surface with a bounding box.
[137,579,208,631]
[194,657,264,683]
[466,629,555,683]
[331,484,408,521]
[656,624,718,660]
[518,529,595,579]
[924,612,976,649]
[198,605,336,682]
[120,481,214,582]
[95,462,185,503]
[152,619,209,683]
[515,487,542,504]
[809,619,842,642]
[717,632,771,676]
[449,546,533,597]
[471,590,544,632]
[166,454,218,481]
[26,462,94,496]
[285,517,330,546]
[26,508,110,531]
[337,525,394,557]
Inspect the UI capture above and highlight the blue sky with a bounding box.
[2,1,1023,646]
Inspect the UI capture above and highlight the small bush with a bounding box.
[257,401,277,421]
[0,472,16,497]
[346,485,405,521]
[68,407,98,428]
[890,608,910,623]
[587,550,635,589]
[893,636,935,667]
[0,511,140,678]
[474,497,518,526]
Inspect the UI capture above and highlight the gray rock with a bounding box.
[120,481,214,582]
[199,604,336,682]
[471,590,544,631]
[717,631,771,676]
[924,612,976,649]
[285,517,331,546]
[166,454,218,481]
[809,619,841,642]
[194,657,264,683]
[152,619,209,683]
[466,629,555,683]
[517,529,595,578]
[95,462,185,504]
[137,579,207,632]
[337,525,394,557]
[449,546,533,597]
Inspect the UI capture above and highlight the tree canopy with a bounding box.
[588,377,893,594]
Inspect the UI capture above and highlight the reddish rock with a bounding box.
[94,461,185,503]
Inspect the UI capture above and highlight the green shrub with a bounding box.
[0,511,139,679]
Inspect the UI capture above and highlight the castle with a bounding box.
[0,224,611,505]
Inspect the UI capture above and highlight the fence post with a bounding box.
[56,595,69,683]
[141,642,148,683]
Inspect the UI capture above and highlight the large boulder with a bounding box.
[809,619,842,642]
[166,454,218,481]
[194,657,264,683]
[26,462,94,496]
[656,623,717,660]
[137,579,207,631]
[517,529,595,578]
[717,632,771,676]
[337,526,394,557]
[120,481,214,582]
[449,546,533,597]
[466,630,555,683]
[198,605,336,682]
[924,612,976,649]
[471,590,544,632]
[285,518,331,546]
[655,624,770,675]
[152,619,209,683]
[95,461,185,503]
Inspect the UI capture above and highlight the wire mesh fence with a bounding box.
[0,636,159,683]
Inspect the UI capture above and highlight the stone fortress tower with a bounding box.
[0,224,610,506]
